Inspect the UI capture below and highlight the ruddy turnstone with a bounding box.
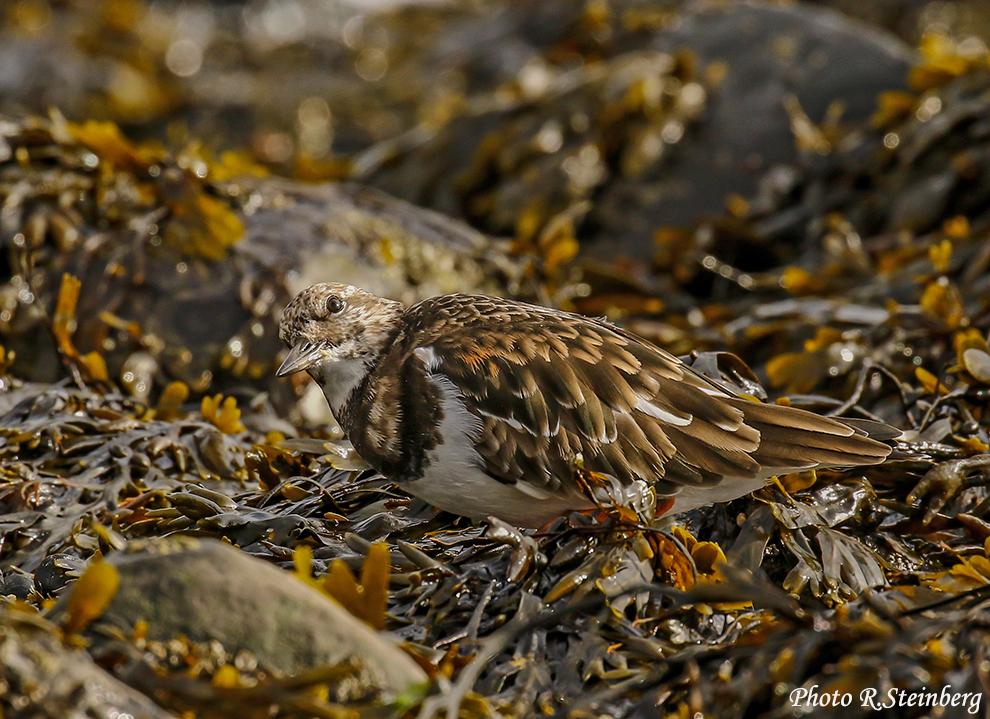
[277,283,895,528]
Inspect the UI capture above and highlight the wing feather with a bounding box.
[391,294,892,505]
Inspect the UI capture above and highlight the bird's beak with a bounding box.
[276,341,325,377]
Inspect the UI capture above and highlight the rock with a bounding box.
[0,117,526,409]
[0,608,177,719]
[61,537,426,695]
[722,69,990,288]
[585,1,915,258]
[809,0,990,47]
[364,1,914,262]
[33,553,85,598]
[0,569,33,600]
[234,178,523,305]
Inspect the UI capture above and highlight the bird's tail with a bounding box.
[727,399,895,470]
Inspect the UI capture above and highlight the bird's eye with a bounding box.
[325,295,345,315]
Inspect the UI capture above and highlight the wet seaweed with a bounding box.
[4,2,990,718]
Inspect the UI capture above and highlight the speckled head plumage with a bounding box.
[277,283,404,377]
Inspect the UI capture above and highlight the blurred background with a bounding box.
[4,0,988,255]
[4,0,990,405]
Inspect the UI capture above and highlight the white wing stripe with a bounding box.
[635,397,693,426]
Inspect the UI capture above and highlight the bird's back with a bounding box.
[354,294,893,515]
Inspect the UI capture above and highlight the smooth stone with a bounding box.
[55,537,426,696]
[585,1,915,258]
[33,553,85,598]
[0,608,177,719]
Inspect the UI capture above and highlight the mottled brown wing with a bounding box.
[405,294,891,499]
[404,297,751,495]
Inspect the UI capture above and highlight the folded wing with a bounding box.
[404,295,892,503]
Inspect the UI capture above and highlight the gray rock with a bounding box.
[0,115,525,408]
[234,178,523,305]
[364,1,915,261]
[0,608,177,719]
[64,537,426,695]
[586,1,916,258]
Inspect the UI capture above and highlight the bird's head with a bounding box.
[276,283,404,377]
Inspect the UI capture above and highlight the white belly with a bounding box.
[401,468,592,528]
[403,349,781,526]
[407,353,593,527]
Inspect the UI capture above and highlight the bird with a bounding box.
[276,283,896,528]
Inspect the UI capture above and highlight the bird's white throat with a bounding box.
[311,357,372,419]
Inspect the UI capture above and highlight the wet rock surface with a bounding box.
[0,611,178,719]
[58,537,427,692]
[0,117,525,411]
[369,1,916,259]
[585,1,915,256]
